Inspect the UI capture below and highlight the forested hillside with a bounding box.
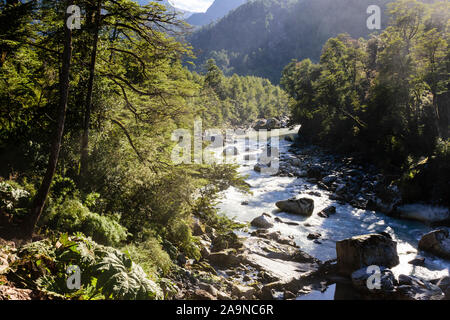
[281,0,449,204]
[187,0,394,83]
[0,0,287,299]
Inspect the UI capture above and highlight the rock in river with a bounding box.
[275,198,314,216]
[336,233,400,276]
[418,229,450,260]
[396,204,450,225]
[251,214,274,229]
[351,267,396,294]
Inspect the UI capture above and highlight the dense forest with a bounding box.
[281,0,449,205]
[187,0,394,83]
[0,0,288,299]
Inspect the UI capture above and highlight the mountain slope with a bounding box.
[187,0,393,83]
[186,0,247,26]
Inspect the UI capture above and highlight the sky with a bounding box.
[168,0,214,13]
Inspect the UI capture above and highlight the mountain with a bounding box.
[186,0,247,26]
[186,0,393,83]
[137,0,193,19]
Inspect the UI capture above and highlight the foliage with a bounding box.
[8,233,164,300]
[187,0,393,83]
[42,199,128,247]
[281,0,449,204]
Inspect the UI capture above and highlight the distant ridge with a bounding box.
[186,0,247,26]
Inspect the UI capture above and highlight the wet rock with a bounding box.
[251,214,274,229]
[283,290,296,300]
[241,200,249,205]
[418,229,450,260]
[290,158,301,167]
[191,289,216,300]
[396,275,444,300]
[254,163,269,173]
[198,283,218,297]
[274,217,300,226]
[367,184,402,214]
[408,257,425,266]
[317,181,329,190]
[317,206,336,218]
[276,198,314,216]
[232,284,256,299]
[307,232,321,240]
[307,165,324,179]
[241,237,319,286]
[435,276,450,299]
[397,205,450,225]
[256,284,275,300]
[208,249,242,268]
[351,267,396,297]
[336,233,400,276]
[216,291,232,300]
[307,191,321,197]
[284,135,295,142]
[322,175,338,185]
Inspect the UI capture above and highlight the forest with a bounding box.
[281,0,449,205]
[0,0,449,302]
[0,0,288,299]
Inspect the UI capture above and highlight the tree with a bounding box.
[23,0,74,238]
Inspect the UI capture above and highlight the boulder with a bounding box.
[232,284,256,299]
[253,119,267,131]
[265,118,282,130]
[396,275,444,300]
[190,289,216,300]
[198,283,218,297]
[336,233,400,276]
[351,267,396,295]
[418,229,450,260]
[408,257,425,266]
[208,249,242,268]
[250,214,274,229]
[307,165,323,179]
[397,204,450,225]
[435,276,450,299]
[322,175,338,185]
[307,233,321,240]
[367,184,402,214]
[276,198,314,216]
[317,206,336,218]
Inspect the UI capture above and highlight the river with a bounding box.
[214,126,449,299]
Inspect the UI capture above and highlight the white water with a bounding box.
[215,127,450,282]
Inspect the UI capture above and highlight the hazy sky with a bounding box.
[168,0,214,12]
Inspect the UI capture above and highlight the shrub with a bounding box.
[43,199,128,246]
[123,236,173,276]
[9,234,163,300]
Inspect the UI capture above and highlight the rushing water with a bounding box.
[215,127,450,288]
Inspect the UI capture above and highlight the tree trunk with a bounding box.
[23,0,74,238]
[80,0,101,180]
